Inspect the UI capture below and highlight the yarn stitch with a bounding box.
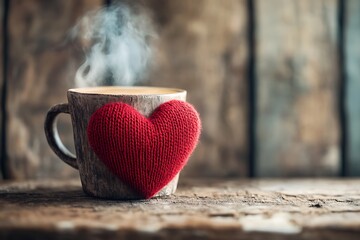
[87,100,201,198]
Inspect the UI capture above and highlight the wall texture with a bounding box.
[0,0,4,179]
[0,0,359,179]
[346,0,360,176]
[256,0,340,176]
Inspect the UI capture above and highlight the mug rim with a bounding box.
[68,86,186,96]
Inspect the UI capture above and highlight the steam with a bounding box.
[71,3,156,87]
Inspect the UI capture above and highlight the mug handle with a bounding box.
[44,103,78,169]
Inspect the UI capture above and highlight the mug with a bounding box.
[44,86,186,199]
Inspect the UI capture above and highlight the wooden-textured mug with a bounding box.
[44,86,186,199]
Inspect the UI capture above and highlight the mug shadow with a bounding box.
[0,178,216,207]
[0,184,157,206]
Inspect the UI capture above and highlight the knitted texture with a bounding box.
[87,100,201,199]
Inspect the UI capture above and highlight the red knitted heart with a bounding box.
[87,100,201,199]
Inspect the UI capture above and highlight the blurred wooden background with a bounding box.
[0,0,359,180]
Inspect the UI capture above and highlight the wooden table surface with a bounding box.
[0,178,359,240]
